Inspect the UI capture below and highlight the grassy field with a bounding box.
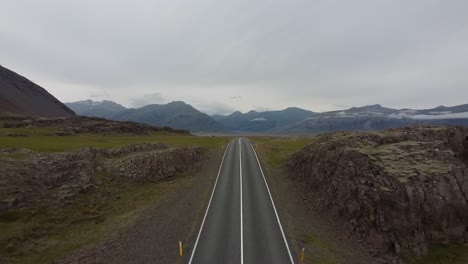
[0,127,229,152]
[250,136,316,168]
[405,244,468,264]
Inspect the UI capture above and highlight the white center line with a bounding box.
[239,138,244,264]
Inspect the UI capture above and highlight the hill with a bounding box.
[66,100,226,133]
[66,100,127,119]
[216,107,316,132]
[112,101,225,132]
[0,65,75,117]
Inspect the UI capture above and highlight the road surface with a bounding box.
[189,138,295,264]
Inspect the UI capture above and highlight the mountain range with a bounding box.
[67,100,468,134]
[0,65,75,117]
[65,100,125,119]
[215,107,317,132]
[273,104,468,134]
[66,100,225,132]
[1,65,466,134]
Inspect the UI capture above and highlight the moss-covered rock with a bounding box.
[286,125,468,257]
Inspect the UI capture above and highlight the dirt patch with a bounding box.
[285,125,468,259]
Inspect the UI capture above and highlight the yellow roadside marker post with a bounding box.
[179,241,183,256]
[300,247,305,263]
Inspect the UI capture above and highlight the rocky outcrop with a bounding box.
[1,116,190,135]
[110,147,205,183]
[286,126,468,256]
[0,143,206,211]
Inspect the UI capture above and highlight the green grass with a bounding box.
[0,211,22,223]
[405,244,468,264]
[0,127,229,152]
[250,136,316,168]
[301,233,338,264]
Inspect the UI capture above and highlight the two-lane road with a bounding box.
[189,138,295,264]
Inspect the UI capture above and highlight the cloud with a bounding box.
[0,0,467,112]
[130,92,166,108]
[251,117,267,122]
[89,90,109,99]
[252,105,271,112]
[388,111,468,120]
[194,101,236,115]
[411,112,468,120]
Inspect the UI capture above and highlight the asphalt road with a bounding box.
[189,138,295,264]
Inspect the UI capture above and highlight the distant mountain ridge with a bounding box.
[216,107,316,132]
[6,61,464,134]
[0,65,75,117]
[66,100,225,133]
[273,104,468,134]
[68,98,468,134]
[66,100,126,119]
[113,101,225,132]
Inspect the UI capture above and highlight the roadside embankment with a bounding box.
[286,126,468,259]
[0,142,208,263]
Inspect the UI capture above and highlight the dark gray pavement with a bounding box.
[189,138,294,264]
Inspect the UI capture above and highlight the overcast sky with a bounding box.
[1,0,467,114]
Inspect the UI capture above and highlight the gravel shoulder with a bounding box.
[58,148,224,264]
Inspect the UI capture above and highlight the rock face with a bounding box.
[110,147,205,183]
[0,65,75,117]
[286,126,468,256]
[0,143,206,211]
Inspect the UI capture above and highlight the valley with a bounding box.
[2,1,468,262]
[2,115,467,263]
[1,61,468,264]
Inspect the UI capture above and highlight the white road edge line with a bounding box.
[239,138,244,264]
[188,139,232,264]
[247,140,296,264]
